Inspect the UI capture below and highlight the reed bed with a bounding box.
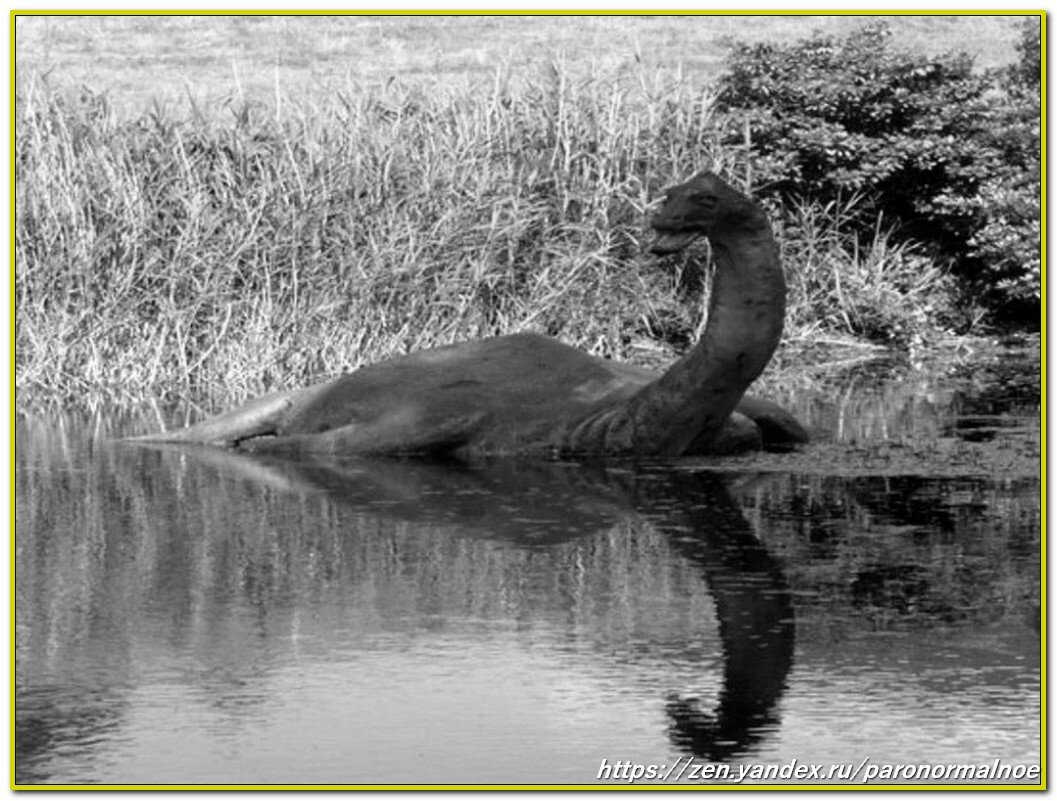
[15,62,949,410]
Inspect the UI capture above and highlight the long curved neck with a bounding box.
[595,221,786,456]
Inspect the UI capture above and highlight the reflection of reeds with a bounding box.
[737,349,1041,634]
[16,411,1039,780]
[17,416,725,689]
[734,471,1040,639]
[18,398,1040,675]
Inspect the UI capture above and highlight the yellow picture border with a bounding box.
[8,7,1048,798]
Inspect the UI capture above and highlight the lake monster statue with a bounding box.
[133,171,807,459]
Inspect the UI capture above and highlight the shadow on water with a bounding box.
[15,342,1041,784]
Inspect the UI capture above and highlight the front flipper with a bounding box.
[684,397,809,456]
[735,396,809,449]
[695,411,763,455]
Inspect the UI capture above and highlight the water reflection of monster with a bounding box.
[202,450,795,763]
[651,472,794,760]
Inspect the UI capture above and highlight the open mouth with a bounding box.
[650,230,702,256]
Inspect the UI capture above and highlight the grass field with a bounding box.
[16,14,1024,116]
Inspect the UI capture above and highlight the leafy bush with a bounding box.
[715,21,1041,323]
[964,18,1042,315]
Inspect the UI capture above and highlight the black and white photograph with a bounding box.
[13,12,1043,788]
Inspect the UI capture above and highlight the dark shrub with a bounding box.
[716,21,1041,324]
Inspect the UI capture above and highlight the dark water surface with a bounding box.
[15,345,1042,785]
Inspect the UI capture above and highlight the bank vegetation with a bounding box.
[15,21,1041,408]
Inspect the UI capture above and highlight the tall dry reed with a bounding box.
[17,64,727,408]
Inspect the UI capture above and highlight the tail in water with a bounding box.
[125,391,301,447]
